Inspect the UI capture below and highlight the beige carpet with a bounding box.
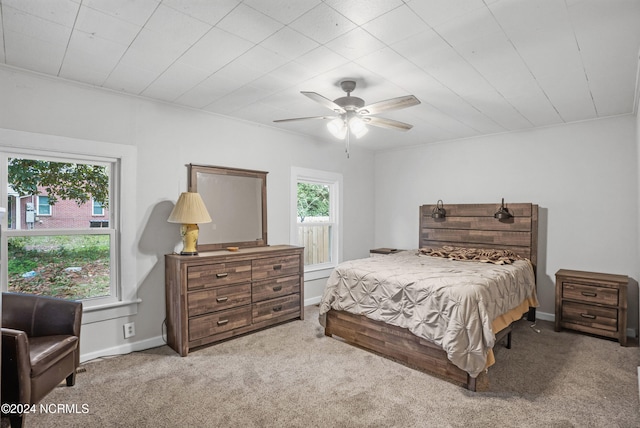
[10,305,640,427]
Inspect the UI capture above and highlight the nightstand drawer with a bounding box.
[252,275,300,303]
[562,282,618,306]
[188,283,251,316]
[189,306,252,341]
[187,261,252,290]
[562,301,618,332]
[252,255,300,280]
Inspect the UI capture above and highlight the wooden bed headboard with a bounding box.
[419,202,538,269]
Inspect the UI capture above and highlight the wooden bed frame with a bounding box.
[324,202,538,391]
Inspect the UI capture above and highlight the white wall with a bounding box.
[0,67,376,360]
[374,115,639,334]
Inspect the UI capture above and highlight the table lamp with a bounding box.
[167,192,212,255]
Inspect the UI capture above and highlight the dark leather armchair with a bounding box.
[1,292,82,428]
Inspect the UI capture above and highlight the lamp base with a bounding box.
[180,251,199,256]
[180,223,200,256]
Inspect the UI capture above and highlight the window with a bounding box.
[290,167,342,279]
[4,155,115,303]
[92,199,105,216]
[37,195,51,215]
[0,128,138,323]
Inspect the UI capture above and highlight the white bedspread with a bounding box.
[318,251,537,377]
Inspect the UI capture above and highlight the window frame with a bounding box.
[290,167,342,280]
[0,128,139,323]
[4,151,117,305]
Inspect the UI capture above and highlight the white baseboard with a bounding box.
[80,335,166,364]
[304,296,322,306]
[535,310,554,322]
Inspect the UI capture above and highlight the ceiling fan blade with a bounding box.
[273,115,335,123]
[358,95,420,115]
[363,116,413,131]
[301,91,345,113]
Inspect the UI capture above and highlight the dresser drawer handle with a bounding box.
[216,273,228,278]
[217,319,229,326]
[272,305,283,312]
[216,296,229,303]
[273,264,282,271]
[272,286,283,292]
[581,291,597,297]
[580,313,596,319]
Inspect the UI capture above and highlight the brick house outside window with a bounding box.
[8,186,109,230]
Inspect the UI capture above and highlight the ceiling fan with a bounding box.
[274,80,420,157]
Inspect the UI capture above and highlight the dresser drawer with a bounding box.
[189,306,252,341]
[562,282,618,306]
[187,261,252,290]
[252,275,300,303]
[252,255,300,280]
[188,283,251,316]
[252,294,300,323]
[562,301,618,332]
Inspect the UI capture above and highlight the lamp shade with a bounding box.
[167,192,212,224]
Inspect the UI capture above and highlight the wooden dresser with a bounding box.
[165,245,304,356]
[555,269,628,346]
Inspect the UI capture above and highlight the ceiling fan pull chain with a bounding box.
[345,128,351,158]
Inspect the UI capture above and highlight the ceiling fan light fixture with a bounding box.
[327,117,347,139]
[349,116,368,138]
[274,79,420,157]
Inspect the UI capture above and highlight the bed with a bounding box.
[319,202,538,391]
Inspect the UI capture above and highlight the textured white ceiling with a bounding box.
[1,0,639,151]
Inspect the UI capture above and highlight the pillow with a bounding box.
[419,245,523,265]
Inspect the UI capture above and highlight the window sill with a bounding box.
[304,266,335,281]
[82,298,142,324]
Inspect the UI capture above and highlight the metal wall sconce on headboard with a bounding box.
[494,198,513,220]
[431,200,446,219]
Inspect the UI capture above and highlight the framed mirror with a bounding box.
[188,164,267,251]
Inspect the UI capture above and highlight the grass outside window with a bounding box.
[8,235,110,300]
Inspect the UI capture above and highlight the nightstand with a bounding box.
[370,248,402,257]
[555,269,628,346]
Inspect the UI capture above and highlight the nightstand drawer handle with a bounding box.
[216,296,229,303]
[216,273,228,278]
[580,313,596,319]
[217,319,229,326]
[272,305,283,312]
[581,291,597,297]
[272,286,282,292]
[273,264,282,271]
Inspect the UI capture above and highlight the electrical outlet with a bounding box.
[123,322,135,339]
